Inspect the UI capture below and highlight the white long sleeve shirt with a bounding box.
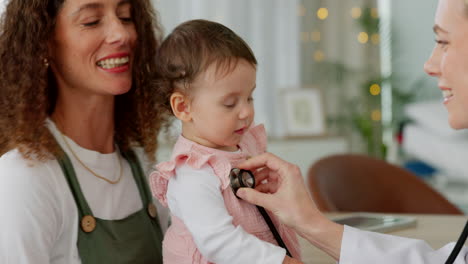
[167,163,286,264]
[340,225,468,263]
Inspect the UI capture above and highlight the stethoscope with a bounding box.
[229,168,292,257]
[229,168,468,263]
[446,221,468,264]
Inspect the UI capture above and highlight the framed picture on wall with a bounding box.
[282,88,326,137]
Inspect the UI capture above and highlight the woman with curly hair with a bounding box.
[0,0,168,263]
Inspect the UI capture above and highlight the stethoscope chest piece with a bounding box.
[229,168,255,196]
[228,167,292,257]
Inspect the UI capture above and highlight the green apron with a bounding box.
[56,149,163,264]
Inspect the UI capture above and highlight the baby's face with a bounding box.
[184,59,256,151]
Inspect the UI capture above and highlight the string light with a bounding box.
[371,8,379,18]
[371,34,380,45]
[358,32,369,44]
[313,50,325,62]
[370,84,381,96]
[351,7,362,19]
[371,110,382,121]
[311,31,321,42]
[317,8,328,20]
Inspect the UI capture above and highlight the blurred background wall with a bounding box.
[152,0,468,211]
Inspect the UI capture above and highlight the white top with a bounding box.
[0,120,168,264]
[167,163,286,264]
[340,225,468,263]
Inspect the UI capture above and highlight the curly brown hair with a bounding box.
[155,19,258,114]
[0,0,167,162]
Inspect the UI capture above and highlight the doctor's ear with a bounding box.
[170,92,192,122]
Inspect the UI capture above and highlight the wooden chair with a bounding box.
[307,154,463,214]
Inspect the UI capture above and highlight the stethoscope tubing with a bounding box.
[256,205,292,257]
[446,220,468,264]
[230,168,292,258]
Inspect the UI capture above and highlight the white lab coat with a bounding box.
[340,225,468,263]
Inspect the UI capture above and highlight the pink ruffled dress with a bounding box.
[149,124,301,263]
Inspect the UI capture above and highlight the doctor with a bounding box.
[237,0,468,263]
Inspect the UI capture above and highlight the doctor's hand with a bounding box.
[236,153,344,260]
[236,153,318,229]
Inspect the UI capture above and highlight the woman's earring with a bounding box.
[43,58,49,68]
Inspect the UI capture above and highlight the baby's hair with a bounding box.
[156,19,257,114]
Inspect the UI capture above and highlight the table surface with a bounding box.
[299,213,467,264]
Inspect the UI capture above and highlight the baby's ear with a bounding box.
[170,92,192,122]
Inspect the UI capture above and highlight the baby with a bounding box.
[150,19,301,264]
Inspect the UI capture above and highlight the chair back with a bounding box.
[307,154,463,214]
